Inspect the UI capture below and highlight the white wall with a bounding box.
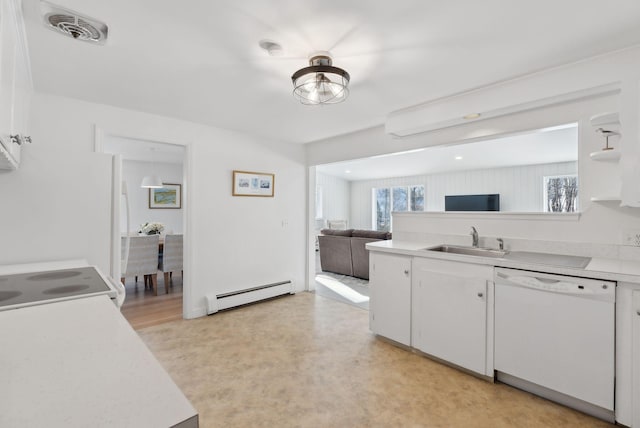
[0,92,306,319]
[307,87,640,247]
[121,160,184,234]
[348,162,577,230]
[315,172,350,228]
[424,162,577,212]
[307,48,640,210]
[0,134,112,268]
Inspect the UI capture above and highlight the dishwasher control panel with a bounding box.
[495,268,615,302]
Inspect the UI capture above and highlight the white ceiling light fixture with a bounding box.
[140,147,163,188]
[291,51,350,105]
[140,175,163,189]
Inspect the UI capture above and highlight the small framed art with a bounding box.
[232,170,275,197]
[149,183,182,209]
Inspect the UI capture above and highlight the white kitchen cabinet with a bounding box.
[615,283,640,426]
[0,0,32,168]
[411,258,493,376]
[633,290,640,427]
[369,252,412,346]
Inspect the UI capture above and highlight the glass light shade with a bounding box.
[291,55,349,105]
[140,175,163,188]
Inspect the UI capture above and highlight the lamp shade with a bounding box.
[292,54,349,105]
[140,175,163,188]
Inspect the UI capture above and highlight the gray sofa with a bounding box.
[318,229,392,280]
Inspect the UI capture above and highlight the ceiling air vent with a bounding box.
[40,1,108,45]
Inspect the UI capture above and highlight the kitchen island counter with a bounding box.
[0,295,197,428]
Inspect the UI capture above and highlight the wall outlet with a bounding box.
[622,230,640,246]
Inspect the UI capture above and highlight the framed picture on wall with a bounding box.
[232,170,275,197]
[149,183,182,209]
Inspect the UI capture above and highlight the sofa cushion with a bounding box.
[320,228,353,237]
[350,237,382,280]
[351,229,391,240]
[318,235,353,276]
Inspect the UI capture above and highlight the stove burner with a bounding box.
[27,271,82,281]
[0,291,22,301]
[43,285,91,295]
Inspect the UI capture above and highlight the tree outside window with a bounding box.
[373,185,425,231]
[393,187,408,211]
[544,175,578,212]
[375,188,391,231]
[410,185,425,211]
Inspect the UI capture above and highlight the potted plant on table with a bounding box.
[139,222,165,235]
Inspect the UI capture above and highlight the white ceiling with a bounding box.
[316,124,578,181]
[23,0,640,144]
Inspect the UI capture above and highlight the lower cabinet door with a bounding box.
[369,252,412,346]
[412,258,491,375]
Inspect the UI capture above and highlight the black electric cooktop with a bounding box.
[0,266,114,310]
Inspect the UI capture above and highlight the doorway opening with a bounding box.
[311,168,370,311]
[101,133,187,329]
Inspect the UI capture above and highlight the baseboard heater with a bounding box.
[206,280,294,315]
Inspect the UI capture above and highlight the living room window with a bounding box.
[373,185,425,231]
[543,175,578,212]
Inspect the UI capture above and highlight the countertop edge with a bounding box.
[366,240,640,283]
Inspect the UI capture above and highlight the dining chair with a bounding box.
[121,235,161,295]
[159,234,183,293]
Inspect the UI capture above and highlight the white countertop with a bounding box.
[0,295,197,428]
[367,240,640,283]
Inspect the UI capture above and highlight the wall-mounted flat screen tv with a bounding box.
[445,194,500,211]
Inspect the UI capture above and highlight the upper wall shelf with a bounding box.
[590,195,621,202]
[590,150,621,161]
[589,111,619,127]
[590,111,620,126]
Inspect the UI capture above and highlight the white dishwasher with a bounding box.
[494,268,615,422]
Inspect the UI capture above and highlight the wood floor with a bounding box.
[120,273,183,330]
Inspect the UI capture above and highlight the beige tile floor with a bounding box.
[138,292,613,428]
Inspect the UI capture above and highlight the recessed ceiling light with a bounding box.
[455,156,463,160]
[463,113,481,120]
[258,39,283,56]
[345,170,351,174]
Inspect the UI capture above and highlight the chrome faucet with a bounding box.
[497,238,504,250]
[470,227,479,247]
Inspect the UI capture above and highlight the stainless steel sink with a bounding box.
[425,244,507,258]
[504,251,591,269]
[424,245,591,269]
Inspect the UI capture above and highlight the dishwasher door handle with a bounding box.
[497,271,575,287]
